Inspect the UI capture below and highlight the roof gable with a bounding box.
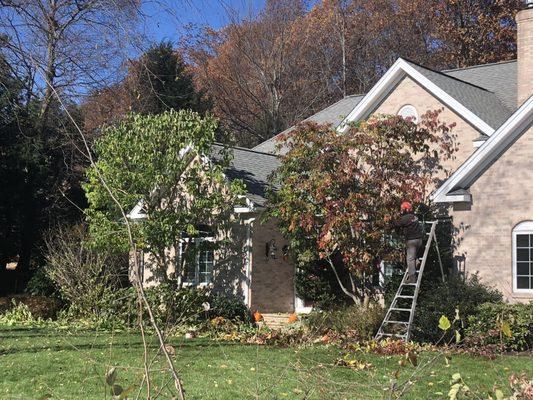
[432,96,533,203]
[338,58,512,136]
[252,94,365,154]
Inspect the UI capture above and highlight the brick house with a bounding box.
[133,4,533,312]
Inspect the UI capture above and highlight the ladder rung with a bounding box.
[378,333,407,338]
[375,220,440,343]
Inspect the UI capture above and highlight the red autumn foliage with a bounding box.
[268,112,455,303]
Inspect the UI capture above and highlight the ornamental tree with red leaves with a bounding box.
[267,112,456,305]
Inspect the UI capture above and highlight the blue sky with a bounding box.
[139,0,267,44]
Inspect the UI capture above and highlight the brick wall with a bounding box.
[370,75,533,301]
[517,7,533,107]
[450,125,533,302]
[250,218,295,313]
[134,220,251,303]
[373,76,481,173]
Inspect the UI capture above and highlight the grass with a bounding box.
[0,325,531,399]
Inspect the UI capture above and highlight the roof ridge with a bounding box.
[295,93,365,122]
[253,93,366,149]
[215,142,280,157]
[401,58,496,94]
[441,59,516,73]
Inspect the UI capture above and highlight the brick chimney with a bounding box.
[517,1,533,107]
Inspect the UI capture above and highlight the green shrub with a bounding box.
[25,268,58,297]
[304,303,384,341]
[0,301,41,325]
[294,260,351,310]
[88,284,209,329]
[411,274,503,343]
[208,293,251,323]
[146,283,210,327]
[90,284,248,330]
[43,224,128,317]
[0,295,63,320]
[465,302,533,351]
[93,287,138,328]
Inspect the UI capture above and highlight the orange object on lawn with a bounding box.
[288,313,298,323]
[253,310,263,322]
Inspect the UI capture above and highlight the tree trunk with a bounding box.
[326,257,360,304]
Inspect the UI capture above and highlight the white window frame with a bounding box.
[179,237,215,287]
[512,221,533,293]
[397,104,419,123]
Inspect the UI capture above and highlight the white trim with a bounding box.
[294,267,313,314]
[437,192,472,203]
[243,217,255,308]
[234,195,255,214]
[472,140,486,149]
[294,297,312,314]
[337,58,495,136]
[127,200,147,220]
[432,97,533,203]
[127,194,256,221]
[512,221,533,293]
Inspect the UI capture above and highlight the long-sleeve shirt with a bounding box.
[391,212,423,240]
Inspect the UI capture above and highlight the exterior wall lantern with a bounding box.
[282,245,290,261]
[265,239,277,259]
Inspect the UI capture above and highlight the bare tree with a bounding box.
[0,0,143,278]
[0,0,141,125]
[185,0,340,147]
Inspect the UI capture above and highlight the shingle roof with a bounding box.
[443,60,517,111]
[252,59,517,155]
[244,58,519,203]
[405,60,514,130]
[213,144,280,206]
[252,94,365,154]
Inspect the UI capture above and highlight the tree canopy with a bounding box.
[267,112,456,304]
[186,0,521,147]
[84,110,244,282]
[83,41,210,132]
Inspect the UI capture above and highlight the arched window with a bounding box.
[397,105,419,123]
[512,221,533,292]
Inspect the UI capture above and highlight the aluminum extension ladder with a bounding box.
[374,220,444,342]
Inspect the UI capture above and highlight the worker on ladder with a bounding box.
[386,201,423,284]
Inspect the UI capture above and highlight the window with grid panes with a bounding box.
[181,239,214,285]
[514,222,533,291]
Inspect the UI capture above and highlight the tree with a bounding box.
[267,112,455,305]
[43,224,126,315]
[186,0,338,147]
[0,0,140,125]
[186,0,519,148]
[302,0,437,96]
[0,53,27,292]
[0,0,141,284]
[430,0,522,68]
[82,41,210,132]
[84,109,244,284]
[186,0,440,147]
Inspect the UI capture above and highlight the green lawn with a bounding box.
[0,325,530,400]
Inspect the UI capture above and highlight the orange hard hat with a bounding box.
[400,201,412,212]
